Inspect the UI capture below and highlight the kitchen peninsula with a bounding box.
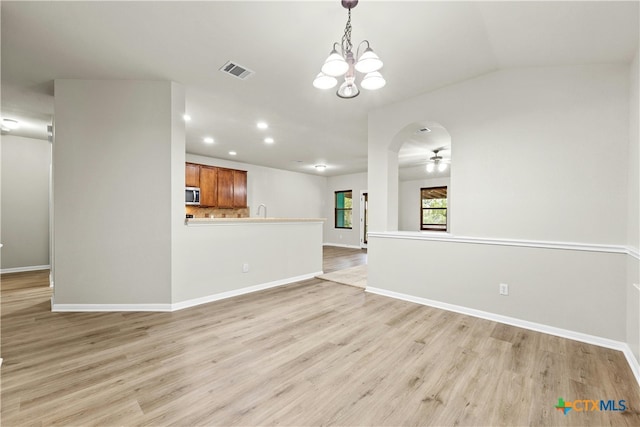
[173,216,325,310]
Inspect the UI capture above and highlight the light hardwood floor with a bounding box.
[322,245,367,273]
[2,251,640,426]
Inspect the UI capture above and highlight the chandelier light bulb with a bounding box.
[321,47,349,77]
[355,47,383,73]
[438,162,448,172]
[361,71,386,90]
[426,163,435,173]
[337,77,360,99]
[313,72,338,90]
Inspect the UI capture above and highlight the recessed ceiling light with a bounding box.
[264,137,274,144]
[315,164,327,172]
[183,114,192,122]
[257,121,268,130]
[204,137,214,144]
[2,118,20,130]
[229,151,237,156]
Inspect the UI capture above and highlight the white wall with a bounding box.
[399,177,450,232]
[627,49,640,363]
[0,135,51,271]
[171,221,323,304]
[53,80,177,305]
[324,172,367,247]
[367,65,631,342]
[186,154,326,219]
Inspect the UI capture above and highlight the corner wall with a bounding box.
[53,80,175,305]
[1,135,51,271]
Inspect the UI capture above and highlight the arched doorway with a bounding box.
[392,121,452,232]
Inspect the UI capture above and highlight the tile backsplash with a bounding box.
[185,206,250,218]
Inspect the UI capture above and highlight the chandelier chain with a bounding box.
[341,8,353,55]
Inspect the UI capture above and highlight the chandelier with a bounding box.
[313,0,385,98]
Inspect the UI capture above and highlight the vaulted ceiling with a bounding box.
[2,1,638,176]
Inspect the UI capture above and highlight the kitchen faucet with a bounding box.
[257,204,267,218]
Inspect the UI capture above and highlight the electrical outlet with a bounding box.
[242,263,249,273]
[499,283,509,296]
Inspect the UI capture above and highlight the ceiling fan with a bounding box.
[426,148,450,173]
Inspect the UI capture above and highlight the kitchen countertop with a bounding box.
[185,217,326,226]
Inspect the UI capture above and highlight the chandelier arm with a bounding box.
[356,40,370,59]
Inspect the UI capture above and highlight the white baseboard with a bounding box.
[52,303,172,312]
[323,243,362,249]
[621,344,640,387]
[171,272,322,311]
[1,265,50,274]
[51,272,322,313]
[365,286,640,387]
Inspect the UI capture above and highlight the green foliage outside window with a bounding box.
[335,191,353,229]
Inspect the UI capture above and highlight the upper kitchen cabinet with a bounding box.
[233,170,247,208]
[199,166,218,207]
[185,163,200,188]
[216,168,235,208]
[185,162,247,208]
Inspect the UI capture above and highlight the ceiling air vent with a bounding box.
[219,61,254,80]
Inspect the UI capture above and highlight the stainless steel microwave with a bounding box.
[185,187,200,205]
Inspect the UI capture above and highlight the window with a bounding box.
[335,190,353,229]
[421,186,447,231]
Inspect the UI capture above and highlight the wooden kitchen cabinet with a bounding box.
[199,166,218,207]
[185,163,247,208]
[185,163,200,188]
[216,168,235,208]
[233,170,247,208]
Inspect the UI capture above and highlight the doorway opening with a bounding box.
[360,191,368,248]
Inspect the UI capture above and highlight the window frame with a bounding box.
[334,190,353,229]
[420,186,448,232]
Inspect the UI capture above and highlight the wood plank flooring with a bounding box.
[2,250,640,426]
[322,245,367,273]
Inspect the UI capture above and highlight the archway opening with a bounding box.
[392,121,452,232]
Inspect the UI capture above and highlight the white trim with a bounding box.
[52,303,172,312]
[323,243,362,250]
[621,345,640,387]
[627,246,640,260]
[1,265,50,274]
[365,286,640,387]
[0,358,3,367]
[368,231,629,255]
[51,272,322,313]
[171,272,321,311]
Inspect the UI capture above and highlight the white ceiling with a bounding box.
[2,1,638,177]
